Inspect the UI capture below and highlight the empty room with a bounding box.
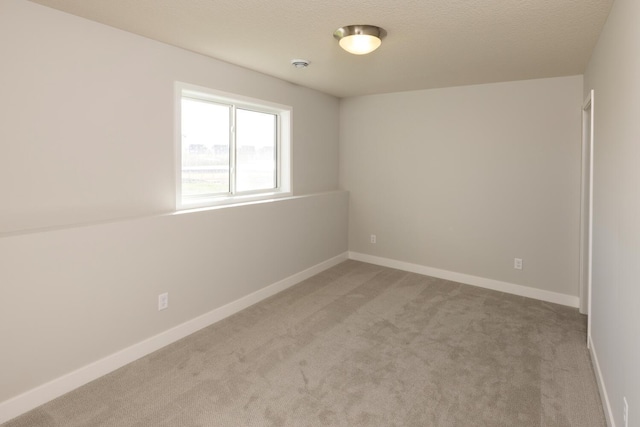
[1,0,638,426]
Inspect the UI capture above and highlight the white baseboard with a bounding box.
[0,252,349,424]
[348,252,579,308]
[589,335,615,427]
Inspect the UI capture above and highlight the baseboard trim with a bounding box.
[348,252,579,308]
[589,335,615,427]
[0,252,349,424]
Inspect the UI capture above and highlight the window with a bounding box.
[176,83,291,209]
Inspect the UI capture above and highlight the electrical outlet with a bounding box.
[624,396,628,427]
[514,258,523,270]
[370,234,377,244]
[158,292,169,311]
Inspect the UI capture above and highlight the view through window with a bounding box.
[177,84,291,209]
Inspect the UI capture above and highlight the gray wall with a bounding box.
[0,0,346,405]
[584,0,640,424]
[0,192,348,404]
[340,76,583,298]
[0,0,339,233]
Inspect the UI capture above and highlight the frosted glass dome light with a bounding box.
[333,25,387,55]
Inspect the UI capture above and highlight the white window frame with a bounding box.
[175,82,292,210]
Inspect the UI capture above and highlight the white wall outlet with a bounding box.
[158,292,169,311]
[514,258,523,270]
[623,396,629,427]
[370,234,377,244]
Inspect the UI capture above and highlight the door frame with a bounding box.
[579,89,594,346]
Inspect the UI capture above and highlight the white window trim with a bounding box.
[175,82,292,210]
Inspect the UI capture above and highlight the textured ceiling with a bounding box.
[28,0,613,98]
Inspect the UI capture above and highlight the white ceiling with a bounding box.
[28,0,614,98]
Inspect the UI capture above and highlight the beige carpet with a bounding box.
[3,260,605,426]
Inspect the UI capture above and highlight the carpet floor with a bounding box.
[3,260,605,426]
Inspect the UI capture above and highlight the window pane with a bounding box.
[236,109,277,192]
[181,98,230,197]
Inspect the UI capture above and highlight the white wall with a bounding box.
[0,0,346,417]
[340,76,583,301]
[584,0,640,424]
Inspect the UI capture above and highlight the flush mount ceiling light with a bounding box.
[333,25,387,55]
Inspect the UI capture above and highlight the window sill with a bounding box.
[175,191,293,213]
